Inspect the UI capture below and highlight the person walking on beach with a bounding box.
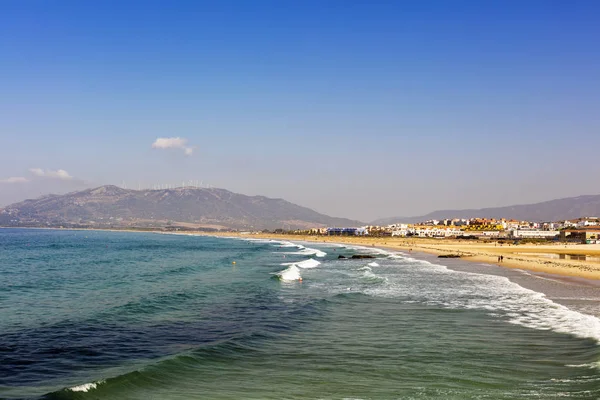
[500,255,504,263]
[498,256,501,263]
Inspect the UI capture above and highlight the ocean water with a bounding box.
[1,229,599,400]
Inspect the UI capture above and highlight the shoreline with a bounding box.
[203,232,600,281]
[3,226,600,281]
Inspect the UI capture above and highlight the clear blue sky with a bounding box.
[1,0,599,221]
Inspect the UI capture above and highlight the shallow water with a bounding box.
[1,229,599,399]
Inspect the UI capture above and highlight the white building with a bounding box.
[474,231,502,237]
[391,228,411,237]
[510,230,560,239]
[413,227,464,238]
[388,223,409,230]
[564,220,579,228]
[577,218,599,228]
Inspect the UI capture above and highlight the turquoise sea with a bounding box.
[1,228,599,399]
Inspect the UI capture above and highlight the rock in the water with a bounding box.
[337,255,346,259]
[438,254,461,258]
[350,255,376,259]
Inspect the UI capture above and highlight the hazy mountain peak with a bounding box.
[1,186,363,230]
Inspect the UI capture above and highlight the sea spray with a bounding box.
[281,258,321,269]
[284,247,327,258]
[69,380,105,392]
[361,255,600,343]
[276,265,302,281]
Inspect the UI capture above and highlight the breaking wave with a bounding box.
[281,258,321,269]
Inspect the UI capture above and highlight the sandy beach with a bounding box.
[206,232,600,281]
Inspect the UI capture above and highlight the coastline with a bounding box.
[3,226,600,281]
[203,232,600,281]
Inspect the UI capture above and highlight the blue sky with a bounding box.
[1,0,599,221]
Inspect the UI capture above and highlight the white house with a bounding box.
[577,218,599,228]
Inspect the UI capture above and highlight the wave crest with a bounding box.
[69,380,105,392]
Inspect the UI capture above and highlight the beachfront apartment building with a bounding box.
[391,228,410,237]
[463,223,504,231]
[390,223,416,237]
[391,226,464,238]
[510,229,560,239]
[503,220,521,230]
[326,227,361,236]
[541,222,562,230]
[389,224,410,236]
[418,227,464,237]
[469,230,502,238]
[388,223,410,230]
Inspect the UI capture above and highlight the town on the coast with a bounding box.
[302,217,600,245]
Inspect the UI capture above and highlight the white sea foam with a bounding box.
[69,380,104,392]
[361,270,387,283]
[240,238,270,242]
[276,241,300,248]
[234,237,325,257]
[241,238,292,246]
[368,262,380,267]
[284,247,327,258]
[281,258,321,269]
[356,255,600,343]
[237,236,600,343]
[341,244,407,259]
[566,361,600,369]
[343,244,389,254]
[276,265,302,281]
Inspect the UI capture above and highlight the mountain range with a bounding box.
[372,194,600,225]
[0,185,362,230]
[2,187,599,231]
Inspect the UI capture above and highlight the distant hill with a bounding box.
[372,195,600,225]
[0,185,363,230]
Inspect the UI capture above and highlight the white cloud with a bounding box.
[152,137,187,149]
[0,176,29,184]
[29,168,73,180]
[152,137,194,156]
